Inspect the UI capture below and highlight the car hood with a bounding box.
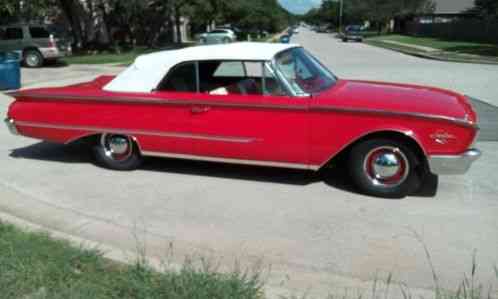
[314,79,477,124]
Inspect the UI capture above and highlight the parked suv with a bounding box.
[0,24,69,67]
[341,25,364,42]
[198,29,237,44]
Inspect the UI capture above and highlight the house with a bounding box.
[433,0,474,14]
[413,0,475,24]
[394,0,475,33]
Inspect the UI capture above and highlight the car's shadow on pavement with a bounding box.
[9,141,439,197]
[9,141,91,163]
[9,141,362,192]
[142,156,320,186]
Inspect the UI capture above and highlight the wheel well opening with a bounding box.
[324,131,427,170]
[23,47,41,55]
[70,133,143,155]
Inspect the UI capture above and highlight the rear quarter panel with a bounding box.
[6,81,195,156]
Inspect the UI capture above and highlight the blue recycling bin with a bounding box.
[0,52,21,90]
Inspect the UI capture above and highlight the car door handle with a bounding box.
[191,106,211,114]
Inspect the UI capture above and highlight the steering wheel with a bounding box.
[237,81,248,95]
[237,79,258,95]
[296,75,324,92]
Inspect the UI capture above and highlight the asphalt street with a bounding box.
[0,29,497,298]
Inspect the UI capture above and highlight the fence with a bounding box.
[405,19,498,44]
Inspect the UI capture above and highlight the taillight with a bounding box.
[48,35,56,48]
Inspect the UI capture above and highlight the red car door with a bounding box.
[188,92,310,168]
[136,62,200,156]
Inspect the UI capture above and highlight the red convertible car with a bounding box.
[4,42,481,198]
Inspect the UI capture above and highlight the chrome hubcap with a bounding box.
[27,54,40,66]
[363,146,410,188]
[101,134,133,161]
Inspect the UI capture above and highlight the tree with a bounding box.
[304,0,435,33]
[1,0,56,24]
[2,0,292,49]
[303,0,340,27]
[466,0,498,19]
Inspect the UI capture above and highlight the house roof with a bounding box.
[433,0,474,14]
[104,42,299,93]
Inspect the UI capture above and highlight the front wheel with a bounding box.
[348,139,422,198]
[92,134,142,171]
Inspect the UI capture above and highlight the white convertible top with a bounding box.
[103,42,299,93]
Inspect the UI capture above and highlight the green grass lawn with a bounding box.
[62,35,282,65]
[0,222,264,299]
[63,43,196,65]
[62,47,154,65]
[1,221,496,299]
[367,34,498,57]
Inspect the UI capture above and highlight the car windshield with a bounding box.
[275,47,336,95]
[346,25,362,32]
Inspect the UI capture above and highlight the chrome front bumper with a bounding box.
[4,118,19,135]
[428,149,481,175]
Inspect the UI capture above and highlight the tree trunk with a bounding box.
[59,0,85,49]
[174,5,182,43]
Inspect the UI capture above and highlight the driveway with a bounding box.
[0,33,497,299]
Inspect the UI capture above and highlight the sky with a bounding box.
[278,0,323,15]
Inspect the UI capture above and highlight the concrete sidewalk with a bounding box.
[380,40,439,52]
[369,39,498,65]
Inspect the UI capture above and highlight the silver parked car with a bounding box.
[198,29,236,44]
[0,24,69,67]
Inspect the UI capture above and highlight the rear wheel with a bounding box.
[222,37,231,43]
[348,139,422,198]
[199,37,207,44]
[24,49,44,68]
[92,134,142,171]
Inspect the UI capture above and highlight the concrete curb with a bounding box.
[366,41,498,65]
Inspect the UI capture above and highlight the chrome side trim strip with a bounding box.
[10,91,476,128]
[311,106,478,129]
[10,92,307,111]
[142,151,318,171]
[15,121,257,144]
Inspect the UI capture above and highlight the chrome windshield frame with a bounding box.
[271,47,337,98]
[267,59,304,97]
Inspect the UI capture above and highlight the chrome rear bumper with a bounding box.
[4,118,19,135]
[428,149,481,175]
